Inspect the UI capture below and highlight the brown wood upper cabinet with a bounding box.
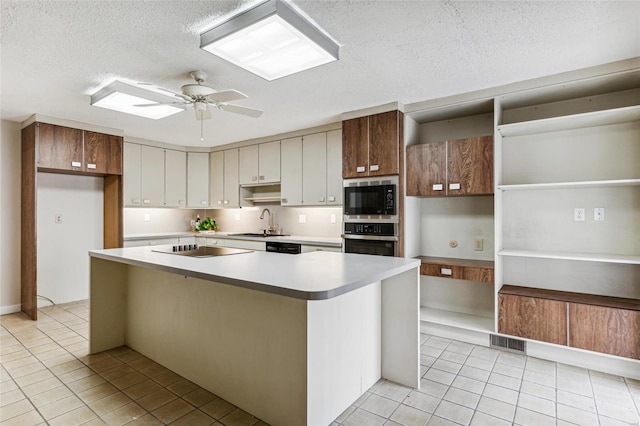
[406,135,493,196]
[342,110,401,178]
[36,123,122,175]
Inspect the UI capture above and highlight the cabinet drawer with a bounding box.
[462,266,494,283]
[420,263,462,279]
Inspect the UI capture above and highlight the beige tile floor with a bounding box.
[2,300,639,426]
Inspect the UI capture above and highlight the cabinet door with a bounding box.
[223,149,240,207]
[239,145,259,185]
[498,294,567,345]
[84,131,122,175]
[280,137,303,206]
[369,110,399,176]
[259,141,281,183]
[37,123,83,171]
[326,129,343,205]
[342,116,369,178]
[165,149,186,207]
[303,133,327,205]
[406,143,447,196]
[447,136,493,195]
[569,304,640,359]
[141,146,165,207]
[187,152,209,207]
[210,151,225,208]
[123,143,142,206]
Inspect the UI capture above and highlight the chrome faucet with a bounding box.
[259,208,272,233]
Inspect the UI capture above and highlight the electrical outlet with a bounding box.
[234,214,241,221]
[594,207,605,221]
[299,214,307,224]
[474,239,483,251]
[144,214,151,222]
[330,214,336,223]
[190,220,196,227]
[574,208,585,222]
[54,213,62,224]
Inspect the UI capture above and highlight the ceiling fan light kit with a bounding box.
[200,0,339,81]
[90,80,185,119]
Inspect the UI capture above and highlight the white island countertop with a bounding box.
[89,247,419,300]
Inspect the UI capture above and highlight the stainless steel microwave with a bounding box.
[343,180,397,216]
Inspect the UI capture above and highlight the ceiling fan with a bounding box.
[137,70,263,141]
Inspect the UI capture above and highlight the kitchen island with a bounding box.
[89,247,420,426]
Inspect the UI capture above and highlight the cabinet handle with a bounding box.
[356,166,366,173]
[370,165,379,172]
[200,200,208,206]
[440,268,452,276]
[318,196,325,202]
[328,195,336,202]
[449,183,461,190]
[252,176,257,181]
[71,161,81,168]
[217,200,223,205]
[282,198,288,204]
[143,199,151,204]
[259,175,265,180]
[223,200,229,205]
[178,200,185,205]
[87,163,97,170]
[433,184,444,191]
[132,199,141,204]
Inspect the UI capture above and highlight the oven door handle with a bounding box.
[341,234,399,242]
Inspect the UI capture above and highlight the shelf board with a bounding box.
[420,307,494,333]
[243,197,281,203]
[498,179,640,191]
[498,249,640,265]
[497,105,640,137]
[416,256,494,269]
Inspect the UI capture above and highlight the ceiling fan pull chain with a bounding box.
[200,112,204,141]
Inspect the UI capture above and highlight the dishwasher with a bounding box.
[265,241,301,254]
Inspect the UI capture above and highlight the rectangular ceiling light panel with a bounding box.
[200,0,339,81]
[90,80,184,119]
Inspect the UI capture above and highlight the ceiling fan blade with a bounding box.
[137,82,192,101]
[206,90,248,103]
[218,104,263,118]
[134,101,188,107]
[195,108,212,121]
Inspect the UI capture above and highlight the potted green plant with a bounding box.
[195,216,219,233]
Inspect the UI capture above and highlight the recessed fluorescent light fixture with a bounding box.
[200,0,339,81]
[90,80,185,119]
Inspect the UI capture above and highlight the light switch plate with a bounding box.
[330,214,336,223]
[594,207,605,221]
[299,214,307,224]
[234,214,241,221]
[144,214,151,222]
[574,208,585,222]
[474,239,483,251]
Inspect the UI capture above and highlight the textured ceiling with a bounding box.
[1,1,639,147]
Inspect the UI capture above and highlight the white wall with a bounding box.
[37,173,103,306]
[0,120,22,314]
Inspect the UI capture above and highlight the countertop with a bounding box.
[124,231,342,248]
[89,247,419,301]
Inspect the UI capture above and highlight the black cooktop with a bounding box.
[152,244,252,258]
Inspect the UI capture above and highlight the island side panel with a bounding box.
[307,281,381,426]
[89,257,128,353]
[124,265,308,426]
[381,267,420,388]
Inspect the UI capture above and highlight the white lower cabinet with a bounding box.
[123,237,179,248]
[224,239,266,251]
[301,245,342,253]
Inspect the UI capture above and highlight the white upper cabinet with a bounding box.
[280,137,303,206]
[258,141,280,183]
[210,151,224,208]
[165,149,186,207]
[326,129,343,205]
[239,142,281,185]
[187,152,209,207]
[303,132,327,206]
[224,149,240,207]
[123,142,142,207]
[141,145,165,207]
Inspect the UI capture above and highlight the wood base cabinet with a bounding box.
[499,285,640,360]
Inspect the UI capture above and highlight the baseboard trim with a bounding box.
[0,304,22,315]
[421,320,640,380]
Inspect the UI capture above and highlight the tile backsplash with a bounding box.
[124,206,343,238]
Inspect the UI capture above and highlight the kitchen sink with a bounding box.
[229,233,290,238]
